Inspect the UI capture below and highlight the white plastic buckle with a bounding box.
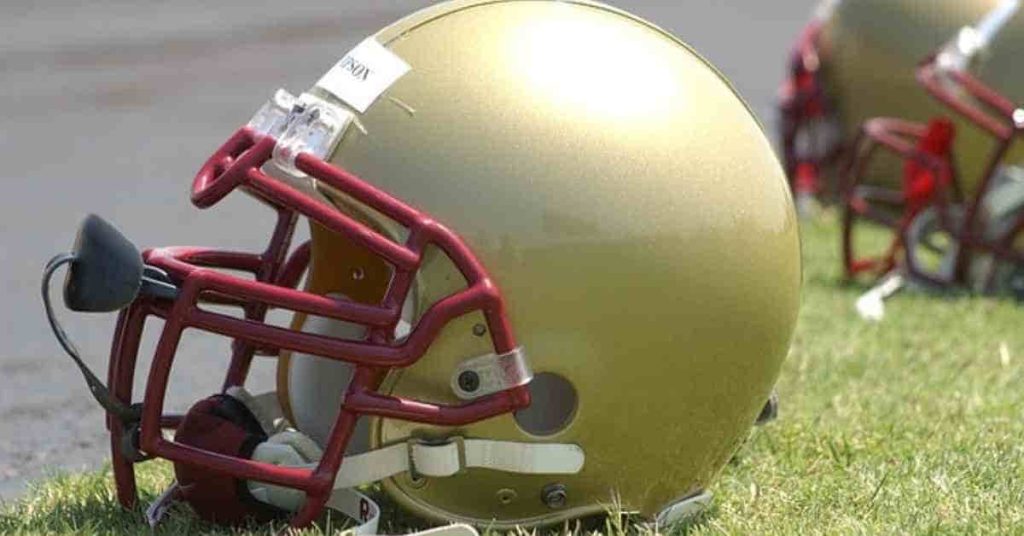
[407,436,467,480]
[246,89,353,177]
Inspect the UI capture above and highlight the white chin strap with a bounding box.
[247,432,584,534]
[323,437,584,489]
[220,388,585,535]
[143,385,713,533]
[143,388,719,533]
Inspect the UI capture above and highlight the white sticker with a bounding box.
[316,38,411,113]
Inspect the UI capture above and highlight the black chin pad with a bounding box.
[64,214,143,312]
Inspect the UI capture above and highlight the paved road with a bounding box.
[0,0,816,500]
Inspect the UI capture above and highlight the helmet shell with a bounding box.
[281,0,801,527]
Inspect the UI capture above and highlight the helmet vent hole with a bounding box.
[514,373,577,437]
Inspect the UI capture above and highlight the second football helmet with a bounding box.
[779,0,1024,210]
[41,0,801,531]
[839,1,1024,309]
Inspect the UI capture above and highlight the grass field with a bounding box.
[2,213,1023,535]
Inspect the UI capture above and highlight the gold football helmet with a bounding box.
[41,0,800,531]
[780,0,1024,209]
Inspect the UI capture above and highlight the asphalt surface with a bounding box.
[0,0,816,500]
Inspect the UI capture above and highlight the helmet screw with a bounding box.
[406,473,428,489]
[496,488,517,505]
[541,483,568,510]
[458,371,480,393]
[472,323,487,337]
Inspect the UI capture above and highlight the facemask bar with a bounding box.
[840,28,1024,291]
[107,180,312,510]
[106,90,530,528]
[778,4,842,205]
[918,62,1024,290]
[839,117,960,285]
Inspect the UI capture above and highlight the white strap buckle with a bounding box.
[408,436,467,480]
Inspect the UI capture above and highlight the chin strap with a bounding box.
[245,424,585,527]
[229,386,584,494]
[144,387,584,534]
[147,385,722,533]
[319,437,584,490]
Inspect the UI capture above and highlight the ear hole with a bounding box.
[514,373,577,437]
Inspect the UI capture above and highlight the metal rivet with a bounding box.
[352,268,365,281]
[541,483,567,510]
[457,371,480,393]
[496,488,517,505]
[405,473,428,489]
[472,323,487,337]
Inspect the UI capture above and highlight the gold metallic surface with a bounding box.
[281,0,800,527]
[821,0,1024,191]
